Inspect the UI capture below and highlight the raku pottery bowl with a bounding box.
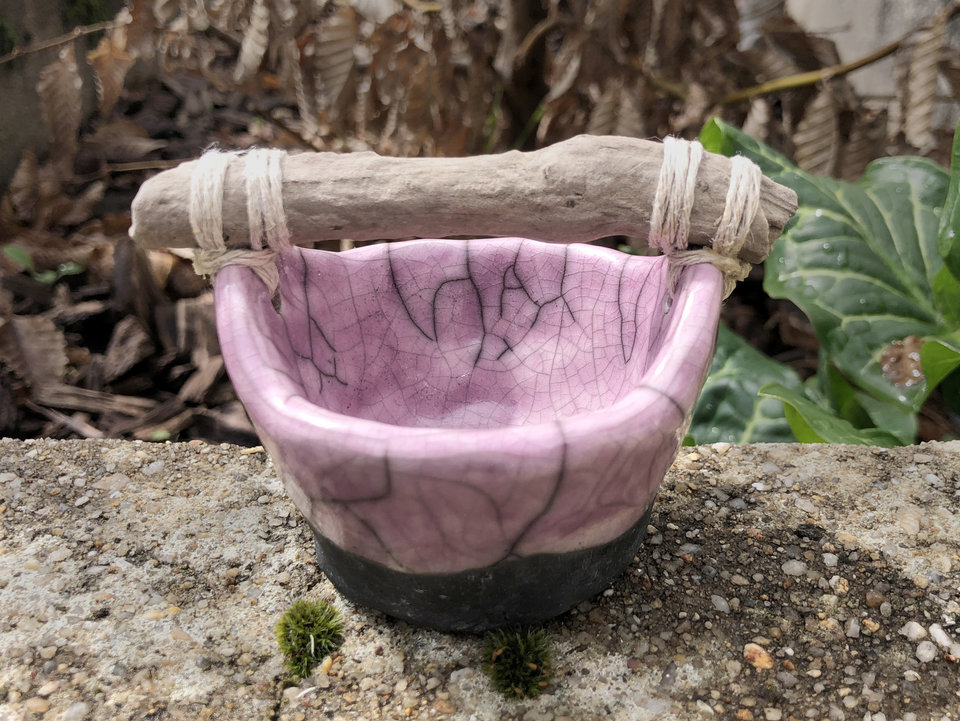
[215,237,723,631]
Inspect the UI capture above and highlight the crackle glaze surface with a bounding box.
[215,238,722,574]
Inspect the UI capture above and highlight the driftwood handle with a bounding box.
[130,135,798,265]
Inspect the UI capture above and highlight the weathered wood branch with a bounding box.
[130,135,798,265]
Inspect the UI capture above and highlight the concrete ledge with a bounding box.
[1,439,958,720]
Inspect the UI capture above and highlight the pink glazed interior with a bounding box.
[214,238,723,574]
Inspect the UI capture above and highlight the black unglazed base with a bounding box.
[310,506,653,632]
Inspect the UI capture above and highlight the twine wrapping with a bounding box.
[649,137,762,299]
[189,147,291,294]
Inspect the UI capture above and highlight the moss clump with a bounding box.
[481,627,552,699]
[275,599,344,678]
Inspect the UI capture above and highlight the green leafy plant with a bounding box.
[689,325,804,444]
[696,117,960,444]
[275,599,344,678]
[481,627,552,700]
[3,246,84,286]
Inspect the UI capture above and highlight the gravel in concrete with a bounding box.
[1,439,958,720]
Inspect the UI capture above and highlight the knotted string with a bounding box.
[189,147,291,294]
[649,137,762,299]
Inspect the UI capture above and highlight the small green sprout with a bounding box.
[275,599,344,678]
[3,246,84,286]
[481,627,552,699]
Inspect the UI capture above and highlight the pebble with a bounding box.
[822,553,839,568]
[929,624,954,650]
[915,641,938,663]
[781,560,807,576]
[731,574,750,585]
[433,699,456,715]
[896,507,921,535]
[764,709,782,721]
[794,497,816,514]
[48,548,71,563]
[36,680,59,696]
[864,589,886,608]
[711,595,730,613]
[743,643,773,670]
[836,532,858,548]
[829,576,849,594]
[142,461,165,476]
[844,619,860,638]
[24,697,50,714]
[776,671,797,688]
[62,702,91,721]
[900,622,926,641]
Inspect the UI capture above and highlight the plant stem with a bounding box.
[721,0,960,104]
[0,21,116,66]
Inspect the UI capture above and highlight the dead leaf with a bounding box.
[0,315,68,390]
[126,0,158,57]
[8,149,40,224]
[838,107,888,182]
[37,44,84,171]
[56,182,105,227]
[900,17,945,152]
[672,81,712,133]
[234,0,271,83]
[103,316,155,382]
[307,4,359,115]
[793,86,839,176]
[881,336,925,389]
[351,0,401,24]
[85,119,168,162]
[88,26,137,117]
[941,48,960,100]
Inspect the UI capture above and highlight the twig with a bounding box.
[104,159,185,173]
[721,0,960,104]
[0,20,116,66]
[24,400,104,439]
[721,38,902,104]
[401,0,442,11]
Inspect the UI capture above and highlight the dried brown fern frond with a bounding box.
[897,15,946,153]
[37,45,84,173]
[792,85,839,176]
[87,12,137,117]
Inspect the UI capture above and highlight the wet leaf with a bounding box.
[758,383,900,446]
[920,330,960,392]
[702,118,959,416]
[938,120,960,284]
[690,325,801,444]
